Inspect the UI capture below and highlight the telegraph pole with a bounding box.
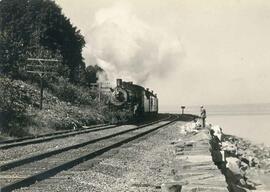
[26,58,58,110]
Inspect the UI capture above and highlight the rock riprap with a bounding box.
[163,121,229,192]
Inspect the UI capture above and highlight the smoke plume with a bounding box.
[84,3,184,85]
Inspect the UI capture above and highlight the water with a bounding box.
[169,103,270,146]
[208,114,270,146]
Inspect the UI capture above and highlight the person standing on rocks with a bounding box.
[200,106,207,128]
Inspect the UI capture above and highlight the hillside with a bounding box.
[0,76,132,138]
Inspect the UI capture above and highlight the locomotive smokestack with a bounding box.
[116,79,122,87]
[151,90,153,93]
[129,81,133,84]
[146,88,149,91]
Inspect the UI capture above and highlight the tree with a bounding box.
[0,0,85,82]
[83,65,104,85]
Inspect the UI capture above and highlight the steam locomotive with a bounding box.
[110,79,158,117]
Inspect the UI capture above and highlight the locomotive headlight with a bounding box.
[113,90,125,102]
[110,87,128,106]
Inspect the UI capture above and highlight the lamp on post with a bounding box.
[181,106,186,115]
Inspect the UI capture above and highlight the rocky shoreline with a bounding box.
[207,122,270,192]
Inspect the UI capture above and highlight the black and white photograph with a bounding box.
[1,0,270,191]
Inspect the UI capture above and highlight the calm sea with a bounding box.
[167,104,270,146]
[208,114,270,146]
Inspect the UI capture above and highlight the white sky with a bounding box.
[55,0,270,112]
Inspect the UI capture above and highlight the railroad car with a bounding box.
[110,79,158,117]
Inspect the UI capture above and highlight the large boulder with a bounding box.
[226,157,249,187]
[222,141,237,154]
[226,157,242,175]
[211,125,223,141]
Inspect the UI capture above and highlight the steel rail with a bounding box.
[0,124,108,145]
[0,125,119,149]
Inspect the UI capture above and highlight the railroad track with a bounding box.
[0,116,166,149]
[0,115,178,192]
[0,116,170,171]
[1,116,170,164]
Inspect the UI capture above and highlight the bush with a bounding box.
[0,76,30,136]
[50,77,96,105]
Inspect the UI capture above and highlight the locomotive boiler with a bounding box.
[110,79,158,117]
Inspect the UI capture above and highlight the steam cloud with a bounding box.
[84,3,184,85]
